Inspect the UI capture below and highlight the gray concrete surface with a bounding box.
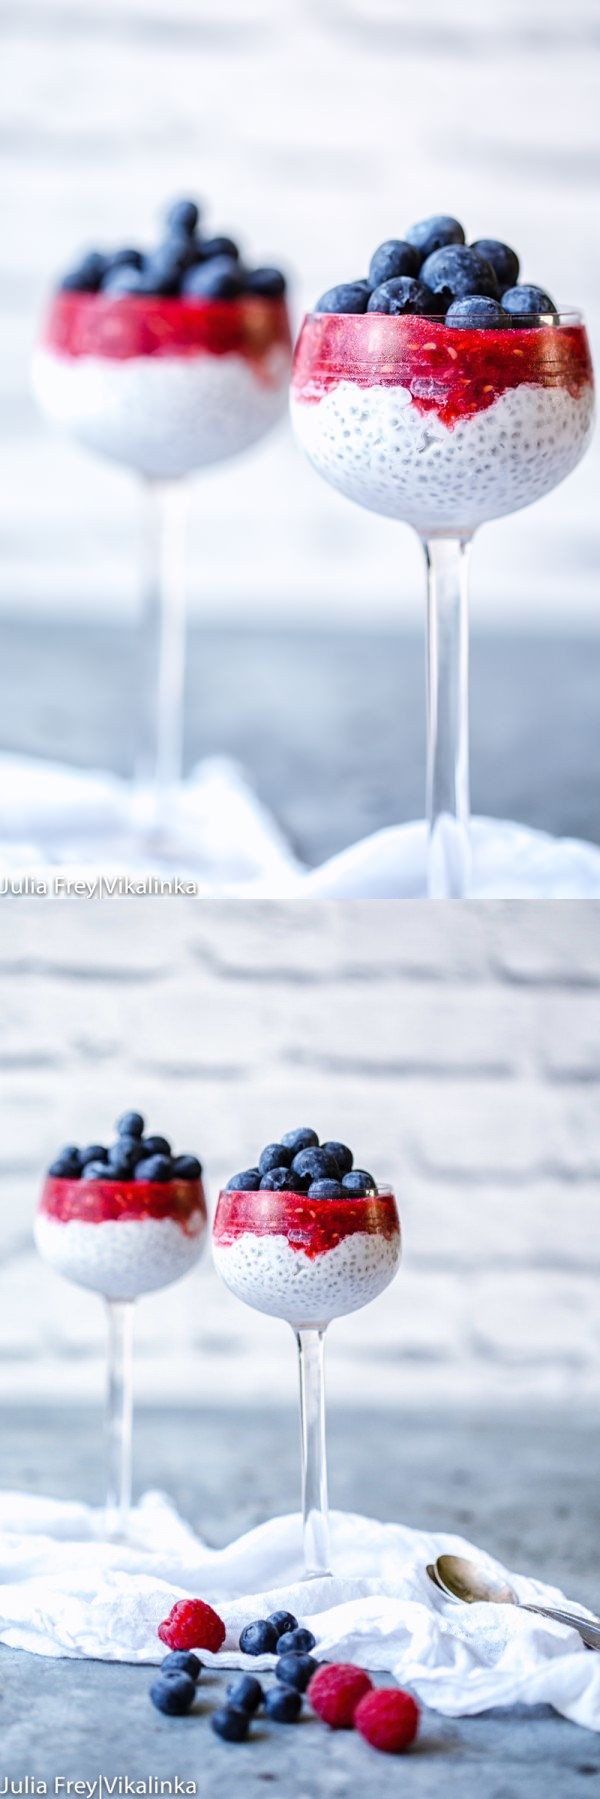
[1,1404,599,1796]
[1,623,600,862]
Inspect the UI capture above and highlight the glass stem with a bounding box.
[424,534,472,898]
[138,478,187,800]
[296,1327,331,1577]
[105,1299,134,1539]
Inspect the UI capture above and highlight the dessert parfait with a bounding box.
[291,214,594,534]
[33,197,292,479]
[36,1109,206,1299]
[213,1126,401,1326]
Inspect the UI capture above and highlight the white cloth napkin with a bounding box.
[1,751,600,897]
[0,1491,598,1731]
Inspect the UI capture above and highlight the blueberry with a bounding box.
[291,1147,341,1182]
[471,238,519,291]
[368,240,420,287]
[182,257,243,299]
[160,1649,202,1679]
[109,1136,146,1166]
[420,245,499,307]
[244,267,286,297]
[166,199,200,236]
[342,1170,377,1196]
[107,247,145,272]
[276,1627,316,1655]
[307,1179,344,1199]
[197,235,240,262]
[446,296,508,328]
[48,1151,81,1178]
[225,1169,261,1192]
[321,1141,353,1175]
[143,1135,171,1157]
[258,1143,293,1176]
[211,1706,249,1742]
[101,267,150,297]
[261,1168,303,1192]
[501,283,556,319]
[171,1155,203,1180]
[314,280,371,315]
[59,251,108,293]
[367,276,434,316]
[280,1128,319,1154]
[105,1154,135,1178]
[267,1610,299,1638]
[149,1672,195,1715]
[82,1160,114,1180]
[405,214,465,261]
[239,1619,279,1656]
[79,1145,108,1167]
[265,1686,302,1722]
[143,245,187,297]
[116,1112,144,1139]
[226,1674,264,1713]
[135,1154,172,1183]
[275,1653,318,1692]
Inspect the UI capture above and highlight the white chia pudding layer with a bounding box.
[35,1212,205,1299]
[212,1228,401,1326]
[291,380,594,533]
[33,347,290,478]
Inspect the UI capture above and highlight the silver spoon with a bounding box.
[428,1553,600,1651]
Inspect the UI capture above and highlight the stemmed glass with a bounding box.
[32,289,292,828]
[291,310,594,896]
[35,1159,207,1536]
[212,1182,401,1576]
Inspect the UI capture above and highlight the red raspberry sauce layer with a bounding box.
[42,293,292,370]
[40,1175,206,1236]
[214,1188,399,1260]
[292,313,593,428]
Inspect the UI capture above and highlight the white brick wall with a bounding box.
[0,897,599,1409]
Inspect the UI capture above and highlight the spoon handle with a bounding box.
[522,1602,600,1649]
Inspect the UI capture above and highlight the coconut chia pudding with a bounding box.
[35,1112,206,1300]
[33,196,292,479]
[213,1128,400,1327]
[291,214,594,534]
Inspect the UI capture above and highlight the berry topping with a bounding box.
[117,1112,145,1138]
[101,267,149,297]
[321,1141,353,1175]
[446,296,508,328]
[291,1147,341,1182]
[211,1706,249,1743]
[308,1662,373,1728]
[471,238,519,290]
[261,1168,305,1192]
[166,199,200,236]
[265,1686,303,1722]
[419,244,499,307]
[245,267,287,297]
[501,283,557,318]
[171,1155,203,1180]
[60,251,109,293]
[225,1169,261,1192]
[367,276,434,316]
[258,1143,293,1176]
[307,1179,344,1199]
[182,256,244,299]
[82,1160,114,1180]
[280,1128,319,1154]
[354,1687,420,1754]
[143,1135,171,1157]
[79,1145,108,1167]
[198,235,240,262]
[276,1653,318,1691]
[239,1618,279,1656]
[315,281,371,315]
[48,1147,81,1177]
[341,1170,377,1196]
[276,1627,316,1655]
[158,1598,226,1654]
[160,1650,202,1680]
[267,1609,299,1638]
[368,240,420,287]
[149,1672,196,1716]
[134,1154,172,1183]
[405,214,465,260]
[226,1674,264,1713]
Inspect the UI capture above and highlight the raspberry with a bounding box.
[307,1663,373,1728]
[158,1599,226,1654]
[354,1688,420,1753]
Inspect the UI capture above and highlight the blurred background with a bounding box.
[1,0,599,860]
[1,897,599,1416]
